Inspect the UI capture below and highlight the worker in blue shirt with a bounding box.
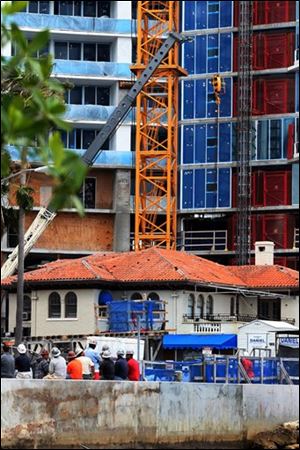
[84,340,101,380]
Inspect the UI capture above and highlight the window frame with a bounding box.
[79,176,96,209]
[65,291,78,318]
[48,292,61,318]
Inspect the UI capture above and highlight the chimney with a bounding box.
[255,241,274,266]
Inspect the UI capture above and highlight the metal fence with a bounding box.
[141,356,299,385]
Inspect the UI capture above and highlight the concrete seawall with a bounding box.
[1,380,299,448]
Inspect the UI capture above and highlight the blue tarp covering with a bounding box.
[11,13,135,34]
[163,334,237,350]
[53,60,132,78]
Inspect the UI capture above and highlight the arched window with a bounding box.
[23,295,31,321]
[196,295,204,319]
[48,292,61,318]
[230,297,235,317]
[131,292,143,300]
[187,294,195,319]
[65,292,77,318]
[147,292,160,301]
[206,295,214,318]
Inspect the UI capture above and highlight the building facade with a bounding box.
[179,0,299,269]
[2,1,299,271]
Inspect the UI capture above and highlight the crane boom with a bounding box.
[1,32,185,280]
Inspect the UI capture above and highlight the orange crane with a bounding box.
[132,1,187,250]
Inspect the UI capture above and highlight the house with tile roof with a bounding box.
[1,248,298,346]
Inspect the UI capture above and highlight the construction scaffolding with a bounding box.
[132,1,187,250]
[236,1,254,265]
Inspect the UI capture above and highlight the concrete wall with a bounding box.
[1,381,298,449]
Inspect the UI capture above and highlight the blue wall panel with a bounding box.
[196,36,207,73]
[195,169,206,208]
[182,170,194,208]
[184,40,195,75]
[196,1,207,29]
[183,126,194,164]
[184,1,195,30]
[195,80,207,118]
[220,1,233,27]
[195,124,206,163]
[183,81,195,119]
[207,34,218,73]
[220,33,232,72]
[218,168,231,207]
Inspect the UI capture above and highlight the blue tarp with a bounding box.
[163,334,237,350]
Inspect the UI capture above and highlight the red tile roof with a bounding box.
[1,248,298,290]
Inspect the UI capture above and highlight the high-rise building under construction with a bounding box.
[2,1,299,270]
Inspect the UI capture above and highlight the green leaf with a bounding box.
[10,23,28,51]
[70,195,85,217]
[27,30,49,55]
[1,1,27,15]
[49,132,65,167]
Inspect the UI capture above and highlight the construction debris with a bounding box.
[251,421,299,449]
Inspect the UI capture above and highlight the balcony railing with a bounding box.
[183,314,296,326]
[178,230,227,253]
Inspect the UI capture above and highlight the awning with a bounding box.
[163,334,237,350]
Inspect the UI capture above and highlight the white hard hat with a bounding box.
[126,349,134,355]
[102,344,109,351]
[102,350,111,359]
[117,348,125,356]
[51,347,61,358]
[88,339,97,346]
[17,344,27,354]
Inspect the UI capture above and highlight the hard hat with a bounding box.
[75,348,84,357]
[88,339,97,346]
[67,351,76,360]
[117,348,125,356]
[17,344,27,354]
[102,344,109,351]
[126,349,134,355]
[51,347,61,358]
[102,350,112,359]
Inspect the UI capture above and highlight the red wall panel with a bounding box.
[235,2,295,26]
[263,171,291,206]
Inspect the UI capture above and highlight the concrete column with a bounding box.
[113,170,131,252]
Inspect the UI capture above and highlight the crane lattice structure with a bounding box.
[236,0,253,265]
[132,1,187,250]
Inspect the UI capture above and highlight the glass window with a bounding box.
[23,295,31,322]
[83,177,96,209]
[196,295,204,319]
[48,292,61,318]
[74,1,82,16]
[68,129,76,149]
[69,86,82,105]
[257,121,269,160]
[39,1,50,14]
[84,43,96,61]
[230,297,235,316]
[96,87,110,105]
[97,44,110,62]
[82,129,95,149]
[187,294,195,319]
[85,86,96,105]
[76,129,82,149]
[65,292,77,318]
[69,43,81,60]
[208,48,218,57]
[270,120,282,159]
[131,292,143,300]
[206,295,214,317]
[97,1,110,17]
[208,3,219,13]
[59,1,73,15]
[84,1,96,17]
[28,1,38,13]
[55,42,68,59]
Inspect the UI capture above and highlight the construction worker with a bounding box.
[34,349,50,379]
[75,348,94,380]
[114,349,128,380]
[126,350,140,381]
[44,347,66,379]
[1,344,15,378]
[15,344,32,379]
[84,340,101,380]
[66,351,83,380]
[100,350,115,380]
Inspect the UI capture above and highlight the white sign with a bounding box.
[249,335,267,348]
[279,337,299,348]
